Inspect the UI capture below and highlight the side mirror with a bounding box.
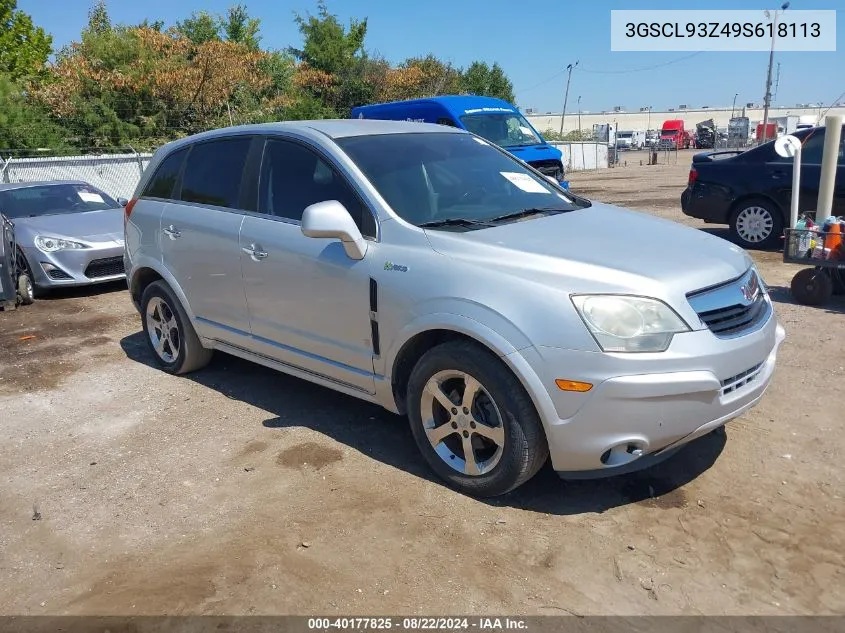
[301,200,367,261]
[117,197,129,207]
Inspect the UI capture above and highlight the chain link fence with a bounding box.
[0,147,154,202]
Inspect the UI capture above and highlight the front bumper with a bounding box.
[512,310,786,475]
[23,243,127,288]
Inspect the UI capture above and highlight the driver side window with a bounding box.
[258,138,376,237]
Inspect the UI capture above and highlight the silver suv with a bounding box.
[124,120,785,497]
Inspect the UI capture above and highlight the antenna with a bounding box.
[774,62,781,102]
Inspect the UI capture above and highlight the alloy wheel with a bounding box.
[419,370,505,476]
[146,296,181,363]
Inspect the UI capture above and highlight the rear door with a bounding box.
[161,135,255,340]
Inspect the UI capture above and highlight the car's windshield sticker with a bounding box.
[78,191,104,203]
[500,172,550,194]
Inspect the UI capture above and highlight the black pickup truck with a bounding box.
[681,125,844,249]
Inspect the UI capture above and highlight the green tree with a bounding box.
[289,1,372,116]
[85,0,111,36]
[290,1,367,76]
[175,11,220,44]
[0,0,52,81]
[0,75,68,149]
[461,61,515,103]
[222,4,261,50]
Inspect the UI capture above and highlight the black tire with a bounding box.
[140,280,212,374]
[406,340,549,497]
[17,274,34,305]
[729,198,784,250]
[790,267,833,306]
[830,267,845,296]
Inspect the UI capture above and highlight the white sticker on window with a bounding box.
[78,191,104,203]
[500,172,550,194]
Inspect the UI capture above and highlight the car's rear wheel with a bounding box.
[141,281,212,374]
[729,198,784,250]
[406,340,548,497]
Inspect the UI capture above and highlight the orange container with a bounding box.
[824,222,842,251]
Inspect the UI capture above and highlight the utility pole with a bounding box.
[577,95,582,137]
[646,105,652,132]
[761,2,789,144]
[559,61,579,137]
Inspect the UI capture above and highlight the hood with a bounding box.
[506,144,563,163]
[424,201,751,297]
[12,208,125,244]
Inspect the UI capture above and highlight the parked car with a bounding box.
[682,125,845,249]
[0,181,126,293]
[125,120,785,497]
[351,95,565,182]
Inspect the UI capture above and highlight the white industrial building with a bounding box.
[525,105,845,135]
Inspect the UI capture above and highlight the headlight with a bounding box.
[571,295,690,353]
[35,236,89,252]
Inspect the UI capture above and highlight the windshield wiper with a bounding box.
[418,218,495,229]
[485,207,568,224]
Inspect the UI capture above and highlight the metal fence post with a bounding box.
[128,145,144,177]
[0,156,10,183]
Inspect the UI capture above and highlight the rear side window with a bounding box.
[180,137,252,208]
[143,148,188,200]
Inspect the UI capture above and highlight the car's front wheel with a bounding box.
[140,281,212,375]
[406,340,549,497]
[729,198,784,250]
[17,274,34,305]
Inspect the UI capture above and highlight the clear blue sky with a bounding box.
[18,0,845,113]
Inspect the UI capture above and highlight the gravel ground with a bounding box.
[1,151,844,616]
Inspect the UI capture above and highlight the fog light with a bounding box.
[555,379,593,392]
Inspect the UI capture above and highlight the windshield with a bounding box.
[0,183,120,219]
[661,129,679,136]
[335,132,585,229]
[459,112,543,148]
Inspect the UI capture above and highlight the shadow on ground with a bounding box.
[766,284,845,315]
[120,331,726,516]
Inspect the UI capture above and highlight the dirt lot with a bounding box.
[1,151,844,616]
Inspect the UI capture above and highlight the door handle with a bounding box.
[242,244,268,261]
[163,225,181,239]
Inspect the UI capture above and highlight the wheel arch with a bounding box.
[385,311,541,417]
[128,259,197,324]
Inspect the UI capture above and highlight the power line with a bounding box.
[577,51,704,75]
[515,68,568,94]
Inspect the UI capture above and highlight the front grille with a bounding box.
[528,159,562,178]
[721,362,764,395]
[47,268,73,280]
[687,269,769,337]
[84,256,125,279]
[697,300,767,336]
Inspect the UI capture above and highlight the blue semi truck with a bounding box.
[351,95,565,182]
